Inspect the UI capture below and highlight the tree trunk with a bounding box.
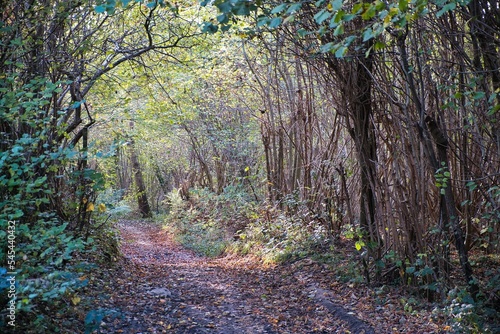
[425,115,478,297]
[129,122,152,219]
[344,51,379,247]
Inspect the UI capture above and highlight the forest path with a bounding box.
[89,220,439,333]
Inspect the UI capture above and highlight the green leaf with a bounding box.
[257,17,270,27]
[201,22,219,34]
[94,5,106,13]
[376,259,386,268]
[297,28,309,37]
[436,2,456,17]
[320,42,334,53]
[233,2,251,15]
[314,9,332,24]
[398,0,408,12]
[271,3,287,14]
[466,181,477,191]
[335,46,347,58]
[355,240,365,251]
[362,5,376,20]
[269,17,282,28]
[473,91,485,100]
[287,3,302,14]
[343,13,356,21]
[72,100,85,109]
[420,266,434,276]
[283,15,295,24]
[216,1,233,13]
[488,104,500,116]
[362,28,374,42]
[105,0,117,14]
[344,35,356,46]
[374,41,386,50]
[331,0,343,11]
[333,24,344,36]
[331,10,345,26]
[217,13,229,24]
[353,2,364,13]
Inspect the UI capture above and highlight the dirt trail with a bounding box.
[89,220,440,333]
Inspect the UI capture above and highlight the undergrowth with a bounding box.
[160,186,500,333]
[161,186,332,263]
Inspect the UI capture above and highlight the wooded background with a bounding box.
[1,0,499,327]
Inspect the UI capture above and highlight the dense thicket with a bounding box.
[194,0,500,299]
[90,0,499,301]
[1,0,499,331]
[0,0,198,329]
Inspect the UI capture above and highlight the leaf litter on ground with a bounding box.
[73,220,450,333]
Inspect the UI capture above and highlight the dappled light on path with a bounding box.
[90,220,445,333]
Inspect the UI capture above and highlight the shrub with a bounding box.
[0,77,92,331]
[162,186,259,257]
[233,204,330,264]
[434,289,485,334]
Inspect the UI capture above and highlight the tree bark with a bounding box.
[426,116,478,297]
[342,50,379,247]
[129,122,152,219]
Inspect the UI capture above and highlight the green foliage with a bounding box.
[433,288,494,334]
[162,188,235,257]
[462,181,500,251]
[94,0,183,15]
[0,76,90,330]
[1,80,68,219]
[96,188,132,218]
[232,202,330,264]
[162,185,332,261]
[434,163,451,195]
[200,0,469,59]
[400,296,419,314]
[84,308,121,334]
[342,224,367,251]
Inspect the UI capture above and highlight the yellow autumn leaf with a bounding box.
[389,7,399,15]
[82,197,87,204]
[71,295,81,306]
[98,203,106,213]
[384,15,392,27]
[86,202,95,212]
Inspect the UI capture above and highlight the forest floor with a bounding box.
[81,220,450,334]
